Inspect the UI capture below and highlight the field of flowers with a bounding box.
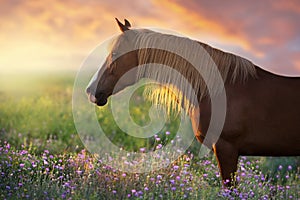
[0,138,299,199]
[0,72,299,199]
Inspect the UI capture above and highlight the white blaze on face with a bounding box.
[86,67,102,103]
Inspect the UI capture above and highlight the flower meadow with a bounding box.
[0,135,299,200]
[0,73,299,199]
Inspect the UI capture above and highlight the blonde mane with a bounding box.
[119,29,257,114]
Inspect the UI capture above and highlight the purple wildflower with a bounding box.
[173,165,179,170]
[20,150,28,155]
[285,175,289,179]
[203,160,211,165]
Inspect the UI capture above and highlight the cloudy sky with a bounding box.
[0,0,299,75]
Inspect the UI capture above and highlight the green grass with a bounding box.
[0,72,80,153]
[0,71,299,199]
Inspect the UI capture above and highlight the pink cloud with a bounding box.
[156,0,300,75]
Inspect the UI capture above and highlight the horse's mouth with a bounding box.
[96,98,108,106]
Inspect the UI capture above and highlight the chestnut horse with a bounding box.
[86,19,300,186]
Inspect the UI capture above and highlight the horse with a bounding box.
[86,19,300,186]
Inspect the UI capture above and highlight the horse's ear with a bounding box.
[124,19,131,28]
[115,18,130,32]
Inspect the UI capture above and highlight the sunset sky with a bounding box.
[0,0,299,75]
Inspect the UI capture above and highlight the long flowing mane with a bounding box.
[117,29,257,113]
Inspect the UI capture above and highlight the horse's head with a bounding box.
[86,19,139,106]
